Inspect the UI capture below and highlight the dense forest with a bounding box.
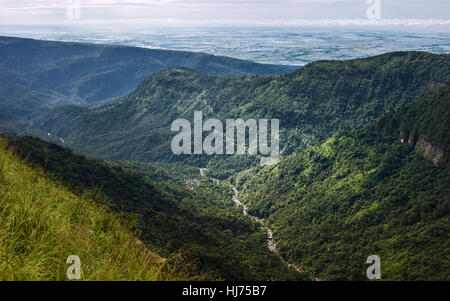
[28,52,450,179]
[1,42,449,281]
[1,134,307,280]
[234,87,450,280]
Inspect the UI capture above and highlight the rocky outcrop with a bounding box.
[399,131,444,166]
[415,135,444,166]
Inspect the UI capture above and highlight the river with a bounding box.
[199,168,320,281]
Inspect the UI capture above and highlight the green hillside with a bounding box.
[376,87,450,169]
[234,87,450,280]
[0,138,175,280]
[1,47,449,281]
[1,134,307,281]
[0,36,295,106]
[0,68,71,133]
[31,52,450,178]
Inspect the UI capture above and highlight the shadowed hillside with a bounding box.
[1,134,308,281]
[0,36,296,106]
[0,138,175,280]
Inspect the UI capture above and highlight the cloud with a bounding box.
[0,0,449,28]
[259,19,450,26]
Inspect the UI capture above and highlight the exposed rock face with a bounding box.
[414,135,444,166]
[399,132,444,166]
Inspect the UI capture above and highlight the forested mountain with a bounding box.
[0,68,72,132]
[1,42,449,281]
[31,52,450,178]
[0,36,295,107]
[234,87,450,280]
[1,134,306,281]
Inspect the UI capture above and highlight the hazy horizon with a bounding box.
[1,27,448,66]
[0,0,449,29]
[1,1,449,66]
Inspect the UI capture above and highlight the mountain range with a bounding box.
[0,37,449,281]
[28,51,450,178]
[0,36,295,132]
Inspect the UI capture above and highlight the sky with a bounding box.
[0,0,449,28]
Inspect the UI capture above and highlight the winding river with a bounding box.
[199,168,319,280]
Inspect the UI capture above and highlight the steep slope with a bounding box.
[377,87,450,169]
[0,68,70,132]
[1,134,307,281]
[235,87,450,280]
[0,36,295,106]
[32,52,450,177]
[0,138,174,281]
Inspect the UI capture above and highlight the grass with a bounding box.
[0,140,181,281]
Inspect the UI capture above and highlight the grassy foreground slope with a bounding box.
[0,139,175,281]
[236,87,450,280]
[1,135,306,281]
[32,52,450,178]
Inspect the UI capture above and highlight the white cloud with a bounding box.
[260,19,450,26]
[0,0,449,28]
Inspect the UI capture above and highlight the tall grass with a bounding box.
[0,141,179,280]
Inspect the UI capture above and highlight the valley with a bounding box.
[200,168,318,280]
[26,51,450,179]
[0,36,295,133]
[234,87,450,280]
[0,37,449,281]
